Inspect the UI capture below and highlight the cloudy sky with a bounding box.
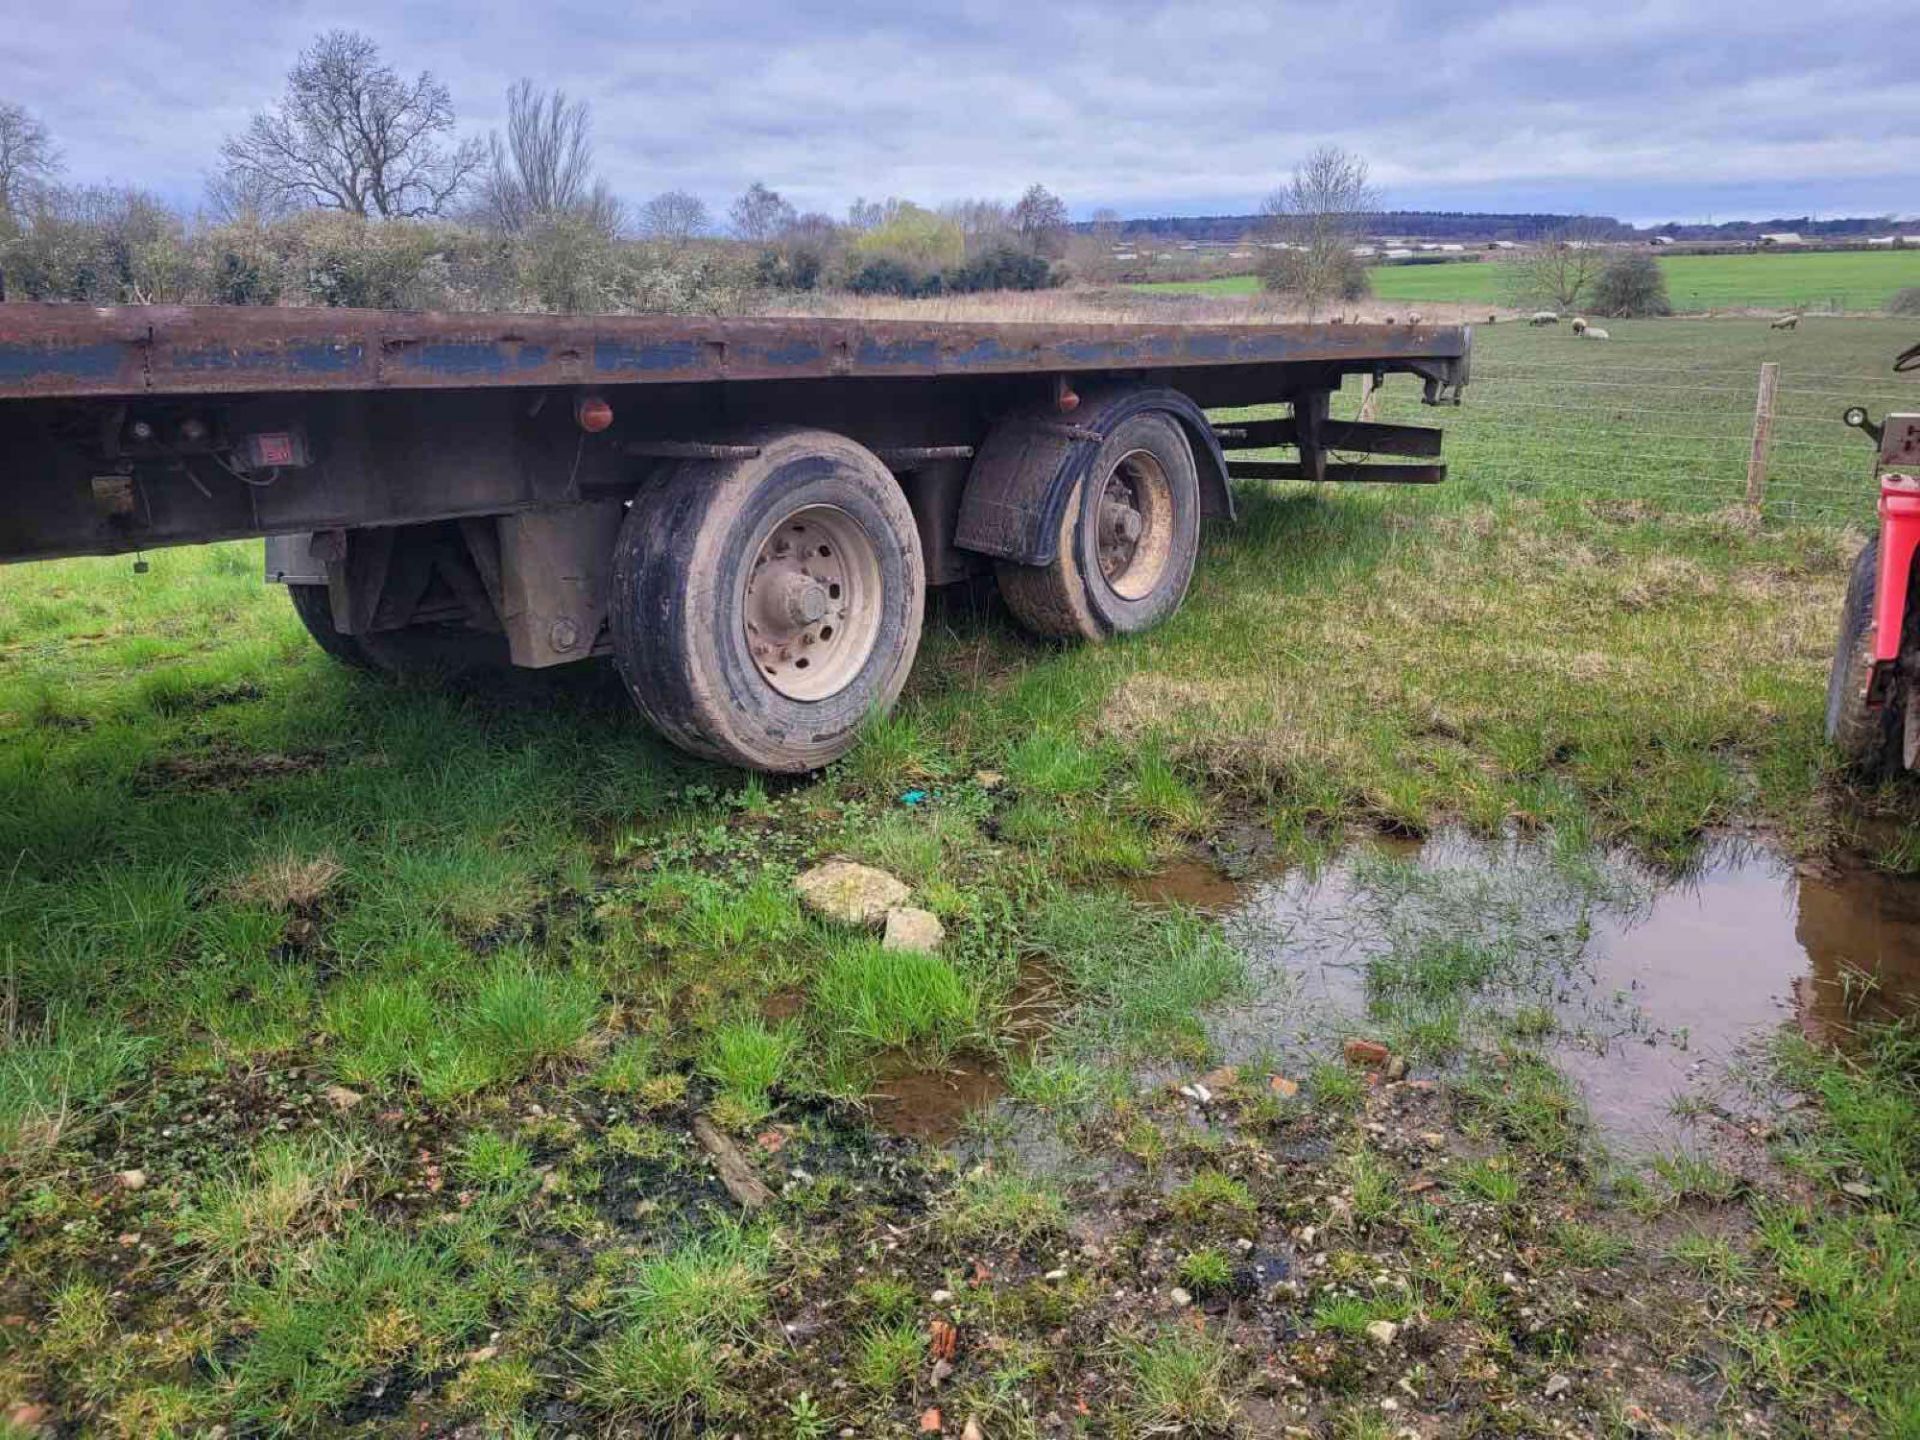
[5,0,1916,225]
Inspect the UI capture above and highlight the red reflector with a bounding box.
[576,396,614,433]
[244,431,305,468]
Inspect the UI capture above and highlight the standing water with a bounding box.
[1148,829,1920,1153]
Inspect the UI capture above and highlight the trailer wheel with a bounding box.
[285,584,509,679]
[610,428,925,772]
[287,583,375,671]
[995,411,1201,642]
[1825,536,1904,774]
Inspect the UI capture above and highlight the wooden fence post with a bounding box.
[1746,361,1779,513]
[1358,374,1380,423]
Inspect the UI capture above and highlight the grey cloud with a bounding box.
[2,0,1914,224]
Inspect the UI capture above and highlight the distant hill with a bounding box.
[1081,212,1907,244]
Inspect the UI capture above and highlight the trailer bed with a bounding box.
[0,304,1468,400]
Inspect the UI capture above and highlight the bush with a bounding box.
[1888,287,1920,317]
[845,256,942,299]
[945,244,1057,294]
[0,185,185,303]
[286,212,454,309]
[1591,252,1671,317]
[1257,246,1371,303]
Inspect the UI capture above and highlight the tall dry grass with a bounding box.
[763,286,1505,326]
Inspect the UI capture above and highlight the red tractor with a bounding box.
[1825,340,1920,773]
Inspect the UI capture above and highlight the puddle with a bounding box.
[1159,829,1920,1154]
[867,1052,1007,1142]
[1123,858,1255,912]
[864,961,1063,1145]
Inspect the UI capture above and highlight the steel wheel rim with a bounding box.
[744,504,883,701]
[1095,448,1175,601]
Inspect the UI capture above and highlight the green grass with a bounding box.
[1137,248,1920,312]
[1118,1328,1241,1435]
[1176,1246,1234,1294]
[851,1320,924,1394]
[582,1327,729,1429]
[935,1169,1068,1248]
[622,1225,771,1339]
[699,1017,801,1122]
[812,936,981,1056]
[1169,1168,1257,1228]
[221,1223,492,1433]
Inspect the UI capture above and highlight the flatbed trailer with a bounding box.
[0,303,1470,770]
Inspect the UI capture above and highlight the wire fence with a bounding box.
[1353,339,1920,525]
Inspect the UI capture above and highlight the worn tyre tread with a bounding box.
[610,427,924,772]
[286,583,376,672]
[1825,536,1902,774]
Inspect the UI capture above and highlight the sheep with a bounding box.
[1570,316,1589,335]
[1579,326,1611,340]
[1770,314,1800,330]
[1406,312,1424,325]
[1529,311,1560,326]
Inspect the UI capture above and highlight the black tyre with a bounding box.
[609,427,926,772]
[995,411,1201,642]
[286,583,376,672]
[1825,536,1903,773]
[286,583,509,680]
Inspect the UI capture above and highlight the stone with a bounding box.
[116,1168,146,1190]
[963,1420,985,1440]
[322,1085,365,1112]
[1343,1038,1392,1068]
[920,1407,944,1433]
[1169,1287,1193,1307]
[931,1289,953,1304]
[795,861,911,927]
[883,906,946,953]
[1268,1075,1300,1098]
[1364,1320,1400,1346]
[1544,1374,1571,1400]
[1385,1055,1409,1081]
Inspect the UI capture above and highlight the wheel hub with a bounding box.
[744,505,883,702]
[1095,451,1173,598]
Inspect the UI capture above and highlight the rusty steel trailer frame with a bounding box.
[0,304,1468,399]
[0,304,1468,568]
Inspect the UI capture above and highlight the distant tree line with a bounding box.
[0,31,1069,312]
[1096,210,1638,244]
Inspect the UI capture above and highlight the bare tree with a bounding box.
[218,31,483,219]
[1259,145,1378,319]
[729,182,796,243]
[1011,183,1069,257]
[932,197,1007,259]
[0,101,60,224]
[638,189,710,243]
[1499,219,1614,311]
[476,80,619,235]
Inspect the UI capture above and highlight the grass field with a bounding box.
[1140,247,1920,313]
[2,320,1918,1435]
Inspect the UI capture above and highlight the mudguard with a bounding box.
[954,386,1232,566]
[1874,475,1920,664]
